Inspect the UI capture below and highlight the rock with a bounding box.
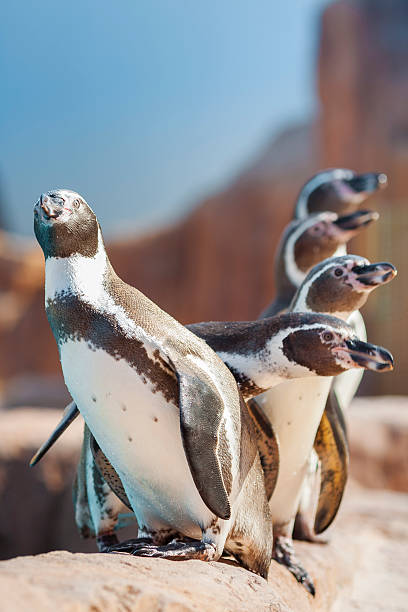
[1,485,407,612]
[348,396,408,492]
[1,401,408,610]
[0,533,353,612]
[332,485,408,612]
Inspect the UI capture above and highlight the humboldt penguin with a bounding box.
[253,254,396,590]
[260,209,378,318]
[34,188,274,578]
[294,169,387,219]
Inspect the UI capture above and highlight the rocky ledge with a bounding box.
[1,397,407,610]
[1,486,407,611]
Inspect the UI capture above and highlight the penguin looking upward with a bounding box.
[252,254,396,590]
[294,169,387,219]
[34,189,274,577]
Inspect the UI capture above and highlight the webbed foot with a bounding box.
[273,536,315,596]
[130,539,217,561]
[105,537,153,553]
[107,537,217,561]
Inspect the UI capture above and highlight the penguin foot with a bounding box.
[107,538,217,561]
[96,533,120,552]
[273,536,315,596]
[105,537,153,553]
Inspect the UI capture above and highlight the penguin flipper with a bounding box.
[246,397,280,500]
[313,389,349,534]
[29,400,80,466]
[176,367,233,521]
[90,435,133,510]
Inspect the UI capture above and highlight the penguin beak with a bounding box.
[346,172,388,194]
[351,262,397,287]
[339,339,394,372]
[29,402,80,467]
[333,209,379,233]
[38,193,64,221]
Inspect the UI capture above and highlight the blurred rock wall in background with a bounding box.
[0,0,407,404]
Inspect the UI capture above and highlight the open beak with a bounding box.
[38,193,64,220]
[340,339,394,372]
[352,262,397,287]
[29,401,80,467]
[347,172,388,193]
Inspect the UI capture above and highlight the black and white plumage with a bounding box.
[34,189,274,577]
[252,254,396,589]
[294,169,387,220]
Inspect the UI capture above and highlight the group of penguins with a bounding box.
[30,168,396,596]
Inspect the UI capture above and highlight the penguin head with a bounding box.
[294,169,387,219]
[279,209,378,289]
[279,314,394,376]
[34,190,99,258]
[292,255,397,317]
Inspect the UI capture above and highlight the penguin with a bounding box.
[260,209,378,318]
[34,188,274,578]
[294,169,387,219]
[252,254,396,590]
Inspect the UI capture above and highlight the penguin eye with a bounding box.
[73,199,81,210]
[334,268,344,277]
[322,331,334,342]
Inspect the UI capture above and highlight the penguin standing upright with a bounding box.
[253,254,396,590]
[34,189,274,577]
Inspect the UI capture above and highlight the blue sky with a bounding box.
[1,0,329,235]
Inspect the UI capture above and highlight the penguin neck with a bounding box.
[289,249,351,320]
[216,323,320,399]
[45,228,109,303]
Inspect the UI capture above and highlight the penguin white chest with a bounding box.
[258,376,332,525]
[60,339,213,536]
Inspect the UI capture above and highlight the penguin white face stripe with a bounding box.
[283,213,337,288]
[45,228,108,305]
[295,169,355,219]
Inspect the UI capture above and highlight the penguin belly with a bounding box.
[60,339,214,539]
[257,377,332,527]
[333,310,366,411]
